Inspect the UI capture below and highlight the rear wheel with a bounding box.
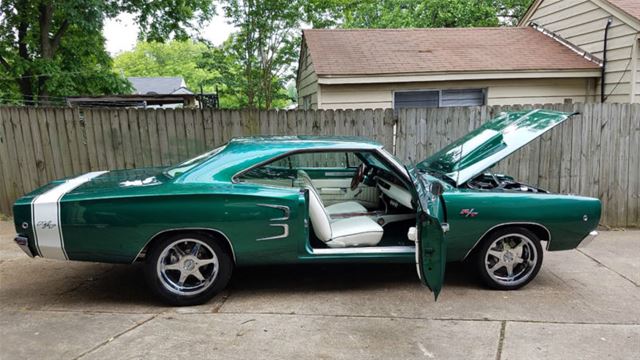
[475,227,543,290]
[144,233,233,306]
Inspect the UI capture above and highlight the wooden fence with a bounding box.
[0,104,638,227]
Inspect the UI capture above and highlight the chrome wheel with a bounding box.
[156,238,219,296]
[484,233,538,287]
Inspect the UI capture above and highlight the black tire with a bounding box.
[144,232,233,306]
[475,227,543,290]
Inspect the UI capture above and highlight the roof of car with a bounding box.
[227,136,383,149]
[177,136,384,183]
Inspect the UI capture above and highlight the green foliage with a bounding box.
[310,0,532,28]
[0,0,534,107]
[114,40,221,94]
[0,0,215,104]
[200,37,253,109]
[213,0,307,109]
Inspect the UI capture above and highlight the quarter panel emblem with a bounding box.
[256,204,290,241]
[37,220,57,229]
[459,209,478,218]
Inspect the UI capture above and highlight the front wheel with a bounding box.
[144,233,233,306]
[475,227,543,290]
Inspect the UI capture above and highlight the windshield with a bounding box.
[379,148,409,178]
[164,145,226,178]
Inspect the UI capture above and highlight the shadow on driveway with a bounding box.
[229,261,480,293]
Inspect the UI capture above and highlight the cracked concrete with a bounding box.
[0,220,638,359]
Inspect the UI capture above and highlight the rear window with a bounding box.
[164,145,226,178]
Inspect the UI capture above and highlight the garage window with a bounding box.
[394,89,485,109]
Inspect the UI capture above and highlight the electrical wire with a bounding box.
[603,57,633,102]
[0,97,197,109]
[603,31,639,102]
[0,69,121,81]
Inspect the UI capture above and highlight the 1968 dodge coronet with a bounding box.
[12,109,601,305]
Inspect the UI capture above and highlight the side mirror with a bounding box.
[429,181,445,197]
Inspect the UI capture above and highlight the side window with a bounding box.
[237,151,365,186]
[239,164,293,182]
[268,157,292,169]
[288,152,353,169]
[346,152,363,168]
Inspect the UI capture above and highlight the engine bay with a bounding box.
[464,172,549,193]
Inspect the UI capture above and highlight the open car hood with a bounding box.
[417,109,573,186]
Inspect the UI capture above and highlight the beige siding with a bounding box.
[318,78,595,109]
[297,43,319,109]
[529,0,640,102]
[635,39,640,102]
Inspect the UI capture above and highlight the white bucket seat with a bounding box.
[297,170,368,215]
[305,185,383,248]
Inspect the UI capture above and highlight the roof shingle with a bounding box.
[606,0,640,21]
[128,77,192,95]
[303,27,600,77]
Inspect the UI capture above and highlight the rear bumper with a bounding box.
[578,230,598,248]
[14,235,35,258]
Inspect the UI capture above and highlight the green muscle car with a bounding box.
[12,109,600,305]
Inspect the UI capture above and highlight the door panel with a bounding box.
[410,167,447,299]
[417,210,446,299]
[309,175,378,206]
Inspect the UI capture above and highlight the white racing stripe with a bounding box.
[32,171,108,259]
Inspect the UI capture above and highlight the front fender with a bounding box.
[442,190,601,261]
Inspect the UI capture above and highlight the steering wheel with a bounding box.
[350,163,367,190]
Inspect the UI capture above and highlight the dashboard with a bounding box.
[376,177,414,209]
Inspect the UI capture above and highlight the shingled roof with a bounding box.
[128,77,193,95]
[302,27,601,77]
[606,0,640,21]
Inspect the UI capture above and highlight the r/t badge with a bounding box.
[37,220,57,229]
[459,209,478,218]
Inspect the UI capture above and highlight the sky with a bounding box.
[104,12,236,55]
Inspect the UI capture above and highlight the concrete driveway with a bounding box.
[0,220,638,360]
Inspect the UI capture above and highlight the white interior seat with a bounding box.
[325,201,368,216]
[296,170,367,215]
[305,185,383,248]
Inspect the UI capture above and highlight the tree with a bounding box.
[0,0,215,105]
[315,0,533,28]
[217,0,307,110]
[114,40,221,93]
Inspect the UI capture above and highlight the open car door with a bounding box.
[409,167,447,300]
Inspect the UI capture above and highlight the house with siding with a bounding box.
[297,27,602,110]
[520,0,640,103]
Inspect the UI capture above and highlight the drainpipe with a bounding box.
[601,18,612,102]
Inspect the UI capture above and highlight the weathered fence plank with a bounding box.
[629,104,640,227]
[0,105,638,227]
[0,111,15,214]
